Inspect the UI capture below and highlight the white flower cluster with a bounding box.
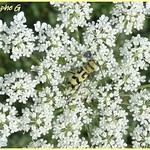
[0,136,7,148]
[0,103,19,147]
[34,22,67,52]
[91,92,128,148]
[145,2,150,15]
[0,70,37,104]
[50,2,93,32]
[97,86,122,109]
[32,22,84,84]
[129,89,150,125]
[129,89,150,148]
[131,125,150,148]
[82,14,119,81]
[27,139,54,148]
[52,108,89,148]
[110,34,150,92]
[111,2,146,34]
[0,12,36,61]
[84,15,117,48]
[20,102,54,139]
[0,2,150,148]
[112,61,146,92]
[120,34,150,70]
[93,44,118,81]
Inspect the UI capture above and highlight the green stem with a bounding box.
[138,84,150,89]
[31,55,39,65]
[85,124,92,141]
[145,15,150,19]
[54,108,63,116]
[75,29,80,43]
[66,27,70,36]
[120,94,131,97]
[121,102,129,106]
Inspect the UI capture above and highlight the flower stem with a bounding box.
[138,84,150,89]
[120,94,131,97]
[75,29,80,43]
[66,27,70,36]
[121,102,129,106]
[85,124,92,141]
[31,55,39,65]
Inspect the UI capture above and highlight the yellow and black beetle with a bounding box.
[68,51,97,90]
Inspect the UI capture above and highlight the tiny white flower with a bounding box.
[0,70,38,105]
[111,2,146,34]
[131,124,150,148]
[14,11,25,22]
[51,2,93,32]
[27,139,53,148]
[0,12,36,61]
[0,103,20,139]
[0,136,7,148]
[128,89,150,125]
[20,102,54,139]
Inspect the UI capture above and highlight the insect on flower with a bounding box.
[68,51,97,90]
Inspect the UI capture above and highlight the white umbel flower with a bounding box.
[120,34,150,71]
[27,139,53,148]
[84,15,117,48]
[131,124,150,148]
[145,2,150,14]
[51,2,93,32]
[112,61,146,92]
[111,2,146,34]
[0,12,36,61]
[20,102,54,139]
[0,103,19,139]
[0,136,7,148]
[128,89,150,125]
[0,70,37,105]
[91,104,128,148]
[52,108,89,148]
